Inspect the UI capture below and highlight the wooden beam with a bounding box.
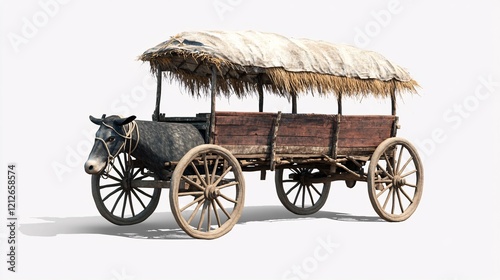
[153,69,162,121]
[291,92,297,114]
[258,74,264,112]
[209,66,217,144]
[337,93,342,115]
[391,90,397,116]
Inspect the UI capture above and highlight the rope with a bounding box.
[95,120,140,177]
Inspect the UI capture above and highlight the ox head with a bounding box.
[84,114,136,175]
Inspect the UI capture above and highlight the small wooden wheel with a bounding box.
[92,152,161,225]
[169,145,245,239]
[275,167,331,215]
[367,137,424,222]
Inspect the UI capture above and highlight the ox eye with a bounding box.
[106,136,115,143]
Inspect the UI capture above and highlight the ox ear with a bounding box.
[114,115,136,126]
[89,115,103,125]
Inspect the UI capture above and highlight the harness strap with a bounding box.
[96,121,140,176]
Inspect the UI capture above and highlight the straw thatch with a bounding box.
[139,30,418,98]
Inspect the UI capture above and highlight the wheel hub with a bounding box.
[204,185,219,200]
[392,175,406,188]
[121,171,132,190]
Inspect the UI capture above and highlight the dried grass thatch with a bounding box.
[139,31,418,98]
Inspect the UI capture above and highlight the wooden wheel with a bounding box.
[367,137,424,222]
[169,144,245,239]
[92,152,162,225]
[275,167,331,215]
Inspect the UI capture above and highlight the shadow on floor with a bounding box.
[20,205,382,239]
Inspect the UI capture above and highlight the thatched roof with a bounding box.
[139,30,418,98]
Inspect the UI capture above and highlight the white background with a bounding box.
[1,0,499,279]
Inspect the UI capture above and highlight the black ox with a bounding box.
[84,115,204,179]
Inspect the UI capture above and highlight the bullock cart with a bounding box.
[90,31,423,239]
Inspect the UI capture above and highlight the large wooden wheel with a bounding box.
[169,144,245,239]
[367,137,424,222]
[92,152,162,225]
[275,167,331,215]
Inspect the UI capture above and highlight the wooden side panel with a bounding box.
[214,112,275,147]
[337,115,395,149]
[214,112,395,157]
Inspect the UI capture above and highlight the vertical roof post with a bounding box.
[391,90,397,116]
[337,93,342,115]
[153,69,162,121]
[258,74,264,112]
[209,66,217,144]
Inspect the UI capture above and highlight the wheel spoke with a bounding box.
[301,184,306,208]
[310,184,322,197]
[197,200,209,231]
[382,187,393,210]
[215,197,231,219]
[178,191,204,197]
[399,187,414,204]
[131,167,142,179]
[112,164,124,179]
[128,191,135,217]
[134,187,153,198]
[391,187,396,214]
[190,162,208,189]
[376,183,393,198]
[306,185,315,206]
[293,185,303,205]
[207,202,212,232]
[395,145,404,174]
[203,154,211,187]
[285,182,300,196]
[130,188,147,210]
[187,200,204,224]
[220,193,237,204]
[110,190,125,214]
[376,163,393,179]
[212,166,233,186]
[396,188,404,213]
[180,195,205,213]
[398,156,414,175]
[216,181,238,190]
[181,175,205,191]
[121,191,128,218]
[212,201,222,227]
[100,182,122,189]
[210,156,220,185]
[105,174,123,183]
[374,179,392,184]
[103,186,124,202]
[383,152,395,176]
[404,182,417,188]
[400,169,417,178]
[117,155,126,175]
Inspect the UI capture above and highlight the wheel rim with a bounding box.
[368,138,423,222]
[275,167,330,215]
[92,152,161,225]
[170,145,245,239]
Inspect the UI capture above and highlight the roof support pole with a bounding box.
[209,66,217,144]
[291,92,297,114]
[391,90,396,116]
[258,75,264,112]
[153,69,162,121]
[337,93,342,115]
